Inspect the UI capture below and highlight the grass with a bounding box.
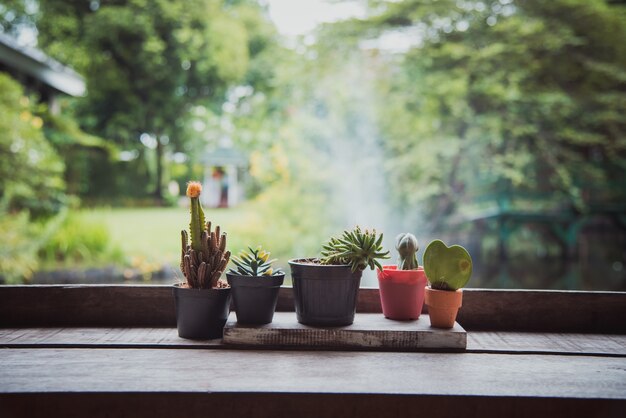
[80,206,249,267]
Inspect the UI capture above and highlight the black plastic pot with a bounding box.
[288,258,362,326]
[172,284,231,339]
[226,272,285,324]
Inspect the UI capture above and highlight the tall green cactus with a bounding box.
[180,181,230,289]
[396,233,419,270]
[423,240,472,291]
[188,185,206,252]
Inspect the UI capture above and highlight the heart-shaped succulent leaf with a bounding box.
[423,240,472,291]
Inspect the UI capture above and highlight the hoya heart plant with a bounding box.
[423,240,472,291]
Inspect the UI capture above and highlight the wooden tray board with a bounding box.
[223,312,466,351]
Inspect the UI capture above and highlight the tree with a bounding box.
[0,72,67,282]
[327,0,626,226]
[0,72,65,217]
[33,0,270,202]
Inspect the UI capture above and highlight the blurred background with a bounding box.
[0,0,624,289]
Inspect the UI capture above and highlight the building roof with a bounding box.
[201,147,248,167]
[0,32,85,97]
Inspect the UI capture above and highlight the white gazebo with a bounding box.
[200,147,248,208]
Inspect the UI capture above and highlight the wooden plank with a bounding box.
[1,349,625,399]
[458,289,626,333]
[0,285,176,328]
[467,332,626,356]
[0,327,220,348]
[223,312,466,351]
[1,327,625,357]
[1,285,625,333]
[1,393,624,418]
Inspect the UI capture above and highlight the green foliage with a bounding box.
[229,246,283,277]
[328,0,626,226]
[229,181,339,269]
[423,240,473,291]
[0,72,66,218]
[38,212,124,267]
[0,212,39,283]
[30,0,275,200]
[396,233,419,270]
[321,226,390,272]
[0,207,122,283]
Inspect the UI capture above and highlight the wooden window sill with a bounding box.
[0,286,625,418]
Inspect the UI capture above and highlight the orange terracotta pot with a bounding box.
[377,266,427,320]
[424,287,463,328]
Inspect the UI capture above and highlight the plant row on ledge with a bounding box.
[173,181,473,340]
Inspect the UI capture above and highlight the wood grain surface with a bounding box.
[223,312,466,351]
[1,348,625,399]
[1,285,624,333]
[467,331,626,356]
[2,327,625,356]
[2,393,624,418]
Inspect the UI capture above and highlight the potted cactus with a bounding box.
[376,233,428,320]
[173,181,232,339]
[288,226,389,326]
[423,240,473,328]
[226,246,285,324]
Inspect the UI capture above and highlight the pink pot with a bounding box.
[377,266,427,320]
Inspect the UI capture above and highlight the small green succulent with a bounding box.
[423,240,472,291]
[320,226,390,272]
[229,246,283,277]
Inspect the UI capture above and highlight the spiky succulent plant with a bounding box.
[396,233,419,270]
[423,240,472,291]
[229,246,283,277]
[320,226,390,272]
[180,181,231,289]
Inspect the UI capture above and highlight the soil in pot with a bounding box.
[173,284,231,339]
[289,258,362,326]
[377,266,427,320]
[424,287,463,328]
[226,272,285,324]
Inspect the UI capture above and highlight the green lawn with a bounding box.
[65,206,377,286]
[81,206,249,266]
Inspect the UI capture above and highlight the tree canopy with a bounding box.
[29,0,277,201]
[315,0,626,228]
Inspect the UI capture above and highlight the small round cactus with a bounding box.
[396,233,419,270]
[423,240,472,291]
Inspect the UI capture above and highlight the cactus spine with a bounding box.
[396,233,419,270]
[180,181,231,289]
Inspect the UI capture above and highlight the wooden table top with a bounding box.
[1,287,625,417]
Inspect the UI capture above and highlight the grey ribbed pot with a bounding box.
[288,259,362,326]
[172,284,231,339]
[226,272,285,324]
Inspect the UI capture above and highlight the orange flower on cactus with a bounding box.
[186,181,202,198]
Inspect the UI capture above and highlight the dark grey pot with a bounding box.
[172,284,231,339]
[288,258,362,326]
[226,272,285,324]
